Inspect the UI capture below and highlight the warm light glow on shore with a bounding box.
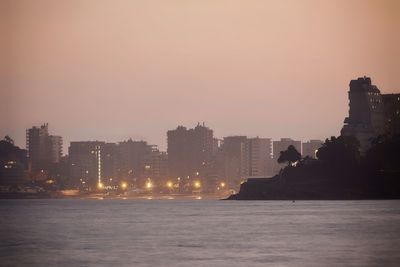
[166,181,173,188]
[146,181,153,189]
[121,182,127,189]
[98,182,104,189]
[194,181,201,189]
[220,182,226,188]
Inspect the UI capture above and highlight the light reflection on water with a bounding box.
[1,199,400,267]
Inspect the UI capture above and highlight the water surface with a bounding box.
[1,199,400,266]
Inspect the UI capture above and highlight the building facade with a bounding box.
[216,136,273,190]
[68,141,104,190]
[0,137,28,186]
[246,137,273,177]
[341,77,385,152]
[116,139,155,187]
[167,123,214,192]
[382,93,400,135]
[216,136,247,190]
[26,123,62,177]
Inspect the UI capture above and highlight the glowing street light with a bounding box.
[166,181,173,188]
[220,182,226,188]
[146,181,153,189]
[98,182,104,189]
[121,182,127,190]
[194,181,201,189]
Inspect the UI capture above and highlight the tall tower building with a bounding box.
[149,150,168,186]
[68,141,104,190]
[26,123,62,174]
[216,136,248,189]
[246,137,273,177]
[117,139,154,186]
[49,135,63,164]
[216,136,273,190]
[167,123,214,191]
[341,77,384,151]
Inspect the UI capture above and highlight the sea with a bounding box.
[1,199,400,267]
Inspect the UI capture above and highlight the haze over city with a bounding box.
[2,1,400,267]
[2,0,400,150]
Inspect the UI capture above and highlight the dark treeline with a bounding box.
[230,134,400,200]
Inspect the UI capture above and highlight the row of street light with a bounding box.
[97,180,227,191]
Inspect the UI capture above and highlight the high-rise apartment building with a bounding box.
[341,77,385,151]
[0,138,28,185]
[167,123,214,191]
[117,139,154,186]
[216,136,247,189]
[216,136,273,190]
[246,137,273,177]
[69,139,166,190]
[68,141,104,189]
[102,142,118,185]
[26,123,62,174]
[167,126,189,180]
[149,150,168,185]
[49,135,63,164]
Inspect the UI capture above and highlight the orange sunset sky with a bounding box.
[1,0,399,150]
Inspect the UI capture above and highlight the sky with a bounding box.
[1,0,399,152]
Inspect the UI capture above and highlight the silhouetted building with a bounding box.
[52,155,70,189]
[216,136,247,190]
[246,137,273,177]
[302,140,323,159]
[68,139,166,190]
[134,144,168,187]
[216,136,273,190]
[26,123,63,176]
[272,138,301,174]
[26,124,48,172]
[341,77,384,152]
[382,93,400,135]
[102,142,118,186]
[167,123,214,192]
[68,141,104,190]
[167,126,188,180]
[146,150,169,187]
[0,137,28,186]
[49,135,63,163]
[117,139,154,187]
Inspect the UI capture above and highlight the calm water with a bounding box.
[1,199,400,267]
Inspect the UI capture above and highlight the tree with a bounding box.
[4,135,14,145]
[278,145,301,166]
[316,136,360,167]
[366,134,400,172]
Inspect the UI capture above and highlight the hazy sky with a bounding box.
[1,0,399,151]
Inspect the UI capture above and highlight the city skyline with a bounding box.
[1,75,398,194]
[20,121,321,155]
[19,122,325,193]
[2,2,400,267]
[2,0,400,150]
